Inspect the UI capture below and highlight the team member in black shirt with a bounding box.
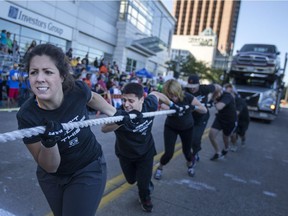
[185,74,221,161]
[101,82,176,213]
[224,83,250,149]
[154,79,207,179]
[209,84,238,160]
[17,44,117,216]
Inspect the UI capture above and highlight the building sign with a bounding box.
[188,36,216,47]
[0,1,72,40]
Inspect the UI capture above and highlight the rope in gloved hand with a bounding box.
[0,109,180,143]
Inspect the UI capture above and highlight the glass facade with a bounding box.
[0,19,66,57]
[119,0,153,36]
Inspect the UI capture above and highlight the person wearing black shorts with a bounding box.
[101,82,175,213]
[224,84,250,149]
[209,85,237,160]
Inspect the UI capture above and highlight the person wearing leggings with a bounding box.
[154,79,207,179]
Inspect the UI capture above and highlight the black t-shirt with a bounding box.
[215,92,237,124]
[17,81,102,175]
[165,92,194,130]
[114,95,158,160]
[186,84,215,121]
[235,95,250,122]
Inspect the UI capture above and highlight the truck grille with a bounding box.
[238,92,260,107]
[238,55,267,66]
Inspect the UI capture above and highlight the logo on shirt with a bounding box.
[132,119,152,135]
[69,137,79,148]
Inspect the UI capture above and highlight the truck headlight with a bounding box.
[259,90,276,110]
[270,104,276,110]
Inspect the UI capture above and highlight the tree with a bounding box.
[180,55,223,84]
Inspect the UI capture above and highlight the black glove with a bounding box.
[41,120,65,148]
[207,100,214,108]
[113,109,130,125]
[170,102,182,115]
[129,110,143,123]
[187,104,196,111]
[170,103,189,117]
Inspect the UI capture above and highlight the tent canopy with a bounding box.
[135,68,154,78]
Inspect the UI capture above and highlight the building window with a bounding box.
[119,0,153,36]
[126,58,137,73]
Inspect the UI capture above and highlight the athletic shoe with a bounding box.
[230,145,238,152]
[210,153,221,161]
[195,153,200,162]
[221,149,228,156]
[154,168,162,180]
[139,198,153,212]
[187,166,195,177]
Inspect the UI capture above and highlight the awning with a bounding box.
[131,36,167,56]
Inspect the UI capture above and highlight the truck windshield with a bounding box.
[240,44,276,54]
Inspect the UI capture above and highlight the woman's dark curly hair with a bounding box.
[24,43,75,93]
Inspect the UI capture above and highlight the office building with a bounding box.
[0,0,175,75]
[173,0,241,56]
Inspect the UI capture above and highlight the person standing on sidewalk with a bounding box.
[154,79,207,180]
[7,63,20,108]
[185,74,221,161]
[209,84,237,160]
[16,43,120,216]
[101,82,177,213]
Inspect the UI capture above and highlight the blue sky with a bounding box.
[162,0,288,84]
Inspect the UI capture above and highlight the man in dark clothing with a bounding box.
[101,83,176,213]
[224,84,250,149]
[185,74,221,161]
[209,85,237,160]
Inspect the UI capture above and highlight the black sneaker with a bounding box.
[139,198,153,212]
[221,149,228,156]
[195,153,200,162]
[210,153,221,161]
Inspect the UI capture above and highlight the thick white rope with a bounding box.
[0,109,177,143]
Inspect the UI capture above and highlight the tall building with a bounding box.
[173,0,241,56]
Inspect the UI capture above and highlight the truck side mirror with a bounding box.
[276,51,280,55]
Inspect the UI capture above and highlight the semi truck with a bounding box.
[225,43,287,122]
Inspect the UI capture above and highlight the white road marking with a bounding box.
[224,173,247,183]
[263,191,277,197]
[249,179,261,185]
[0,209,16,216]
[174,179,216,191]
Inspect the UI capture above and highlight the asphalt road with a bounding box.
[0,107,288,216]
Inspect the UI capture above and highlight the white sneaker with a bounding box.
[230,145,238,152]
[154,168,162,180]
[187,166,195,177]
